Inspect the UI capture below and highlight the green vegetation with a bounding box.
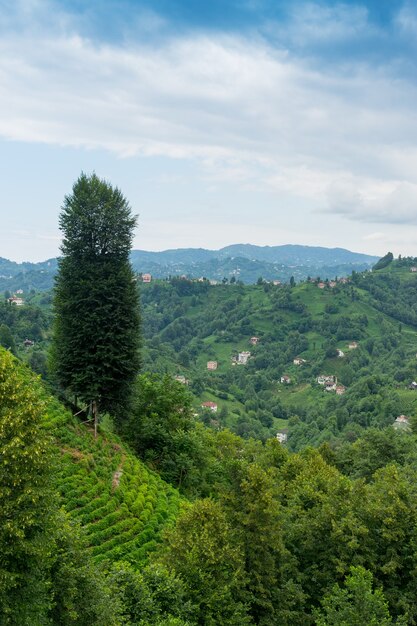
[5,191,417,625]
[135,263,417,449]
[53,403,182,567]
[0,348,123,625]
[52,173,141,434]
[314,566,403,625]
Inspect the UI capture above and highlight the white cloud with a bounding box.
[362,232,385,241]
[269,2,374,45]
[325,179,417,224]
[1,1,417,228]
[396,2,417,37]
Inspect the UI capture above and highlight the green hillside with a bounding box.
[4,257,417,451]
[47,397,183,568]
[140,262,417,447]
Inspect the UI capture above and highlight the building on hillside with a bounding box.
[174,375,189,385]
[324,381,337,392]
[393,415,411,431]
[280,375,291,384]
[201,401,218,412]
[273,280,281,286]
[23,339,35,348]
[250,336,259,345]
[142,273,152,283]
[409,381,417,390]
[336,384,346,395]
[337,349,345,358]
[317,375,336,386]
[339,277,349,284]
[293,357,307,365]
[410,267,417,272]
[329,281,337,288]
[348,341,358,350]
[209,280,218,285]
[207,361,218,370]
[318,282,325,289]
[276,430,288,444]
[8,296,24,306]
[16,289,24,294]
[238,351,251,365]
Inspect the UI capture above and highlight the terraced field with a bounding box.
[51,408,182,567]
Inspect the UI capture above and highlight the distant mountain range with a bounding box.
[0,245,379,291]
[131,244,378,284]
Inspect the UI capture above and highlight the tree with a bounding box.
[0,323,16,354]
[52,173,141,435]
[123,374,199,491]
[0,348,55,623]
[314,566,400,626]
[158,498,249,625]
[373,252,394,271]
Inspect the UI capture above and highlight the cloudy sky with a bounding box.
[1,0,417,261]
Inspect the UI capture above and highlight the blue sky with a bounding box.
[1,0,417,261]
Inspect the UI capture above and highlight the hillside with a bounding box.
[6,264,417,623]
[47,392,182,567]
[140,260,417,448]
[4,256,417,452]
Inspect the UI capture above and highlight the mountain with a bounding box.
[0,245,380,291]
[131,244,378,268]
[216,244,377,265]
[130,244,378,284]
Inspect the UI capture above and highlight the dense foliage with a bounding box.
[135,264,417,448]
[52,173,141,429]
[4,257,417,623]
[0,349,122,625]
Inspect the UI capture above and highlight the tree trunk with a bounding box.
[92,400,98,439]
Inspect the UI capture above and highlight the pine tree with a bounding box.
[52,173,141,434]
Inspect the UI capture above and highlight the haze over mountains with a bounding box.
[0,244,379,291]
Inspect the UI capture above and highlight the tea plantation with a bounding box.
[47,401,183,568]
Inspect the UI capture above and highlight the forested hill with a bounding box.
[0,244,378,290]
[140,258,417,449]
[4,256,417,454]
[6,258,417,623]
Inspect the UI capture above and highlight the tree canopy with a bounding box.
[52,173,141,431]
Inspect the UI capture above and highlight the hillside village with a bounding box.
[4,255,417,453]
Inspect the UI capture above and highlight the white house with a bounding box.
[293,357,307,366]
[276,431,288,444]
[238,351,251,365]
[393,415,411,431]
[317,375,336,385]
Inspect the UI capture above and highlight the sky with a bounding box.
[1,0,417,262]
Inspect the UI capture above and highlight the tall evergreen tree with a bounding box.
[52,173,141,433]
